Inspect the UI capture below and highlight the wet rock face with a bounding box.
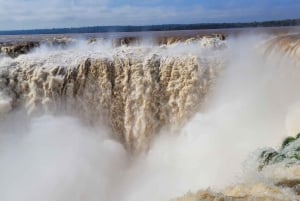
[0,41,40,58]
[0,37,76,58]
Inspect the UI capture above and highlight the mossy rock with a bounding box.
[258,134,300,170]
[258,149,278,170]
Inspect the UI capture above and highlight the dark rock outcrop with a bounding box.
[0,41,40,58]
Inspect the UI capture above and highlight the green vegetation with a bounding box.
[258,134,300,170]
[282,136,296,149]
[0,18,299,36]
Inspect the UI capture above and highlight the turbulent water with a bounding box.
[0,32,300,201]
[0,37,223,153]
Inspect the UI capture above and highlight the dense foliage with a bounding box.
[0,18,299,35]
[259,134,300,170]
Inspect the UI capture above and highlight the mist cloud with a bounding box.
[1,34,300,200]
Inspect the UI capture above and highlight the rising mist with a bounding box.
[0,33,300,201]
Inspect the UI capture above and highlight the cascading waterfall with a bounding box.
[0,37,224,152]
[0,33,300,201]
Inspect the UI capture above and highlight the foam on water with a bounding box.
[0,34,300,201]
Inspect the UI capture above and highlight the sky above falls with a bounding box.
[0,0,299,30]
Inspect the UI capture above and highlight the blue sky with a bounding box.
[0,0,299,30]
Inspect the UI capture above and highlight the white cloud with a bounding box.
[0,0,299,30]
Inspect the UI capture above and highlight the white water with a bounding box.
[0,34,299,201]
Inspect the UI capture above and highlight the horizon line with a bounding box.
[0,17,299,34]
